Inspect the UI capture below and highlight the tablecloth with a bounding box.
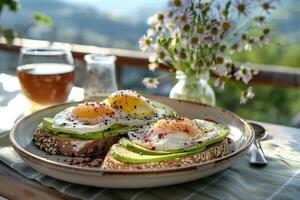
[1,129,300,200]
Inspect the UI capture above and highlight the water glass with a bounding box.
[83,54,118,98]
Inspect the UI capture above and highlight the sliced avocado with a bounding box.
[41,118,138,140]
[112,124,229,163]
[111,144,206,164]
[119,124,229,155]
[119,138,171,155]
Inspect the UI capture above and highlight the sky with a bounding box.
[62,0,166,16]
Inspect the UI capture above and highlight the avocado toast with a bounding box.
[33,90,173,157]
[101,119,229,170]
[33,90,230,169]
[33,118,138,157]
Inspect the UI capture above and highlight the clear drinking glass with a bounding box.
[17,47,75,110]
[83,54,118,98]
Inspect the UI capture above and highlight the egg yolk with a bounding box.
[72,102,117,121]
[147,118,198,137]
[107,90,155,119]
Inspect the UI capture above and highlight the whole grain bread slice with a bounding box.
[33,128,119,157]
[101,138,229,170]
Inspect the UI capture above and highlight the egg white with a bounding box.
[52,107,117,134]
[129,119,221,151]
[116,103,168,127]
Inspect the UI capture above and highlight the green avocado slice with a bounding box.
[119,138,171,155]
[41,118,138,139]
[112,124,229,163]
[111,144,206,164]
[118,124,229,155]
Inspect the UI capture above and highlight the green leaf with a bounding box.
[0,0,19,12]
[223,1,231,18]
[32,12,53,26]
[2,28,17,44]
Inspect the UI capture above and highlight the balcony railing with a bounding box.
[1,37,300,88]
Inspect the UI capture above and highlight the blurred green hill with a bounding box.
[2,0,148,49]
[1,0,300,126]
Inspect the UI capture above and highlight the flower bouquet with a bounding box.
[140,0,277,105]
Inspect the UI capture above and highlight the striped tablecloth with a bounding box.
[1,123,300,200]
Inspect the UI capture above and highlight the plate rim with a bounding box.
[10,96,254,175]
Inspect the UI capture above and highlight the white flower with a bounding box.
[210,26,221,41]
[194,2,211,15]
[147,28,156,37]
[176,10,193,27]
[191,59,205,70]
[215,65,228,76]
[181,23,192,36]
[196,25,205,35]
[220,19,235,35]
[174,48,188,62]
[147,15,157,27]
[168,0,182,10]
[138,0,275,99]
[166,22,176,32]
[147,13,164,26]
[139,35,153,52]
[259,34,271,45]
[148,62,159,71]
[149,53,158,63]
[230,41,243,54]
[261,0,276,15]
[240,86,254,104]
[234,66,253,84]
[244,37,259,51]
[148,53,159,71]
[214,54,228,76]
[254,15,267,27]
[186,35,200,48]
[157,48,170,63]
[259,28,271,45]
[168,0,192,12]
[170,27,181,38]
[214,78,225,90]
[142,77,159,89]
[233,0,252,16]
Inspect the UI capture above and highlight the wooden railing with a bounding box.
[1,37,300,88]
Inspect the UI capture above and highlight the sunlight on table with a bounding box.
[0,73,84,132]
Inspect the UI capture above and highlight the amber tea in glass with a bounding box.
[17,47,75,110]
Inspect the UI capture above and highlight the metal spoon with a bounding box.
[249,122,268,166]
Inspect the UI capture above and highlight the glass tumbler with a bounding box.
[17,47,75,111]
[83,54,118,98]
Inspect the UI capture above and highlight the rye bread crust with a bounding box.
[33,128,119,157]
[101,138,229,170]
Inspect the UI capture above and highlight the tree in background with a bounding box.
[0,0,52,44]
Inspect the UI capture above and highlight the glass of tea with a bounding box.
[17,47,75,110]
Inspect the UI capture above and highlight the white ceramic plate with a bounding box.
[10,96,254,188]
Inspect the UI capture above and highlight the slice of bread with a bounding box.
[33,128,119,157]
[101,138,229,170]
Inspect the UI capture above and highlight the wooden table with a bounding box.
[1,73,300,199]
[0,73,84,199]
